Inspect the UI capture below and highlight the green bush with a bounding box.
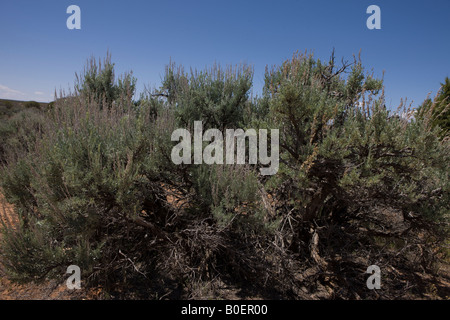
[75,53,136,109]
[257,51,449,298]
[24,101,41,109]
[262,52,447,224]
[159,62,253,130]
[0,108,46,164]
[1,52,448,299]
[0,57,272,295]
[3,100,14,109]
[417,77,450,138]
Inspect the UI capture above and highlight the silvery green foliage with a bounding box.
[75,53,136,109]
[0,52,448,299]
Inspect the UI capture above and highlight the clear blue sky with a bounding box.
[0,0,449,110]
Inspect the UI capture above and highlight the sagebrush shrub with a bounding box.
[1,52,448,299]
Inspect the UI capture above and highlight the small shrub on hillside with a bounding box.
[24,101,41,109]
[416,76,450,138]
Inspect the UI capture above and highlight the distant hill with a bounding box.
[0,98,50,119]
